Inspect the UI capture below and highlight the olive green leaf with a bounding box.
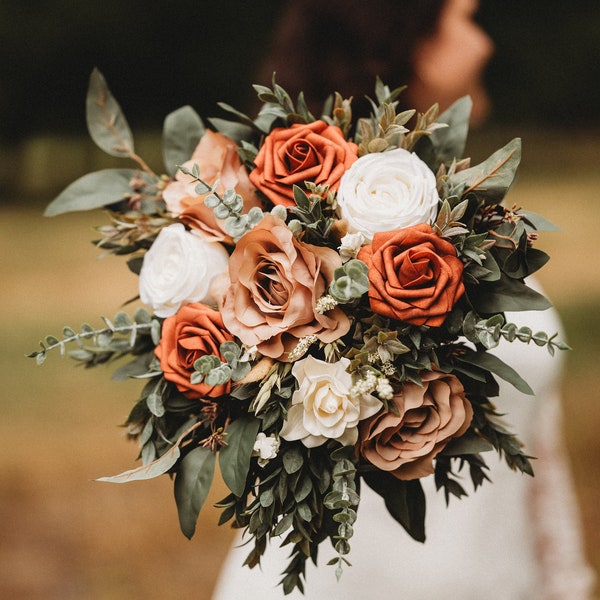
[219,416,261,498]
[162,105,204,176]
[449,137,521,204]
[174,446,217,539]
[86,68,134,157]
[44,169,140,216]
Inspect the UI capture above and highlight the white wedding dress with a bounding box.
[212,298,595,599]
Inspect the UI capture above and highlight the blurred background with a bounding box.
[1,1,599,598]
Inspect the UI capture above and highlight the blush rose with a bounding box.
[249,120,358,207]
[357,223,465,327]
[359,371,473,480]
[154,302,234,400]
[216,214,350,360]
[162,130,261,240]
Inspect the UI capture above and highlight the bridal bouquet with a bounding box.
[30,70,567,594]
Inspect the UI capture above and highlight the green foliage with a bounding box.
[447,138,522,205]
[174,446,217,539]
[415,96,473,171]
[178,164,264,241]
[86,68,134,158]
[462,311,570,355]
[219,416,261,497]
[162,105,204,176]
[28,308,160,367]
[329,259,370,303]
[362,471,426,542]
[323,446,360,580]
[44,169,146,216]
[191,341,252,387]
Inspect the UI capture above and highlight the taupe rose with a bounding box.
[216,214,350,359]
[359,371,473,479]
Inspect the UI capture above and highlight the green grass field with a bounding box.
[1,128,598,598]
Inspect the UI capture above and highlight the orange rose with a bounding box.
[217,214,350,360]
[162,130,261,240]
[359,372,473,480]
[249,120,358,207]
[155,302,234,399]
[357,223,464,327]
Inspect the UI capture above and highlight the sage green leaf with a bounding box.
[86,68,134,157]
[208,118,254,145]
[44,169,139,216]
[219,416,261,497]
[96,444,180,483]
[174,446,216,539]
[517,210,559,232]
[443,433,494,456]
[417,96,472,168]
[449,138,521,204]
[467,274,552,313]
[456,350,534,395]
[162,105,204,176]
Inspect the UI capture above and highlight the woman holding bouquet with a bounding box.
[212,0,595,598]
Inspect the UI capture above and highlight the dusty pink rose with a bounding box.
[359,371,473,480]
[163,130,261,240]
[216,214,350,360]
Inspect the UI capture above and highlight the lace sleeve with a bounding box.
[529,386,596,599]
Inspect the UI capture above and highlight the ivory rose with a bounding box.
[336,148,440,241]
[249,120,358,207]
[139,223,229,318]
[216,214,350,360]
[359,371,473,479]
[154,302,234,400]
[280,356,382,448]
[162,130,261,240]
[357,223,465,327]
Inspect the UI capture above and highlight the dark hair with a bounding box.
[255,0,445,116]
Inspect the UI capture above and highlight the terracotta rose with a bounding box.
[162,130,261,241]
[216,214,350,360]
[249,120,358,207]
[357,223,465,326]
[155,302,233,400]
[359,371,473,480]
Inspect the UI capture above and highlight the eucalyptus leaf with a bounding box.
[449,138,521,204]
[162,105,204,176]
[86,68,134,157]
[44,169,140,216]
[96,444,180,483]
[174,446,217,539]
[219,416,261,497]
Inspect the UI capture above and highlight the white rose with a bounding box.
[280,356,382,448]
[253,432,280,466]
[338,231,366,263]
[336,148,440,241]
[139,223,229,318]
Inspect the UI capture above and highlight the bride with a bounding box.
[212,1,595,597]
